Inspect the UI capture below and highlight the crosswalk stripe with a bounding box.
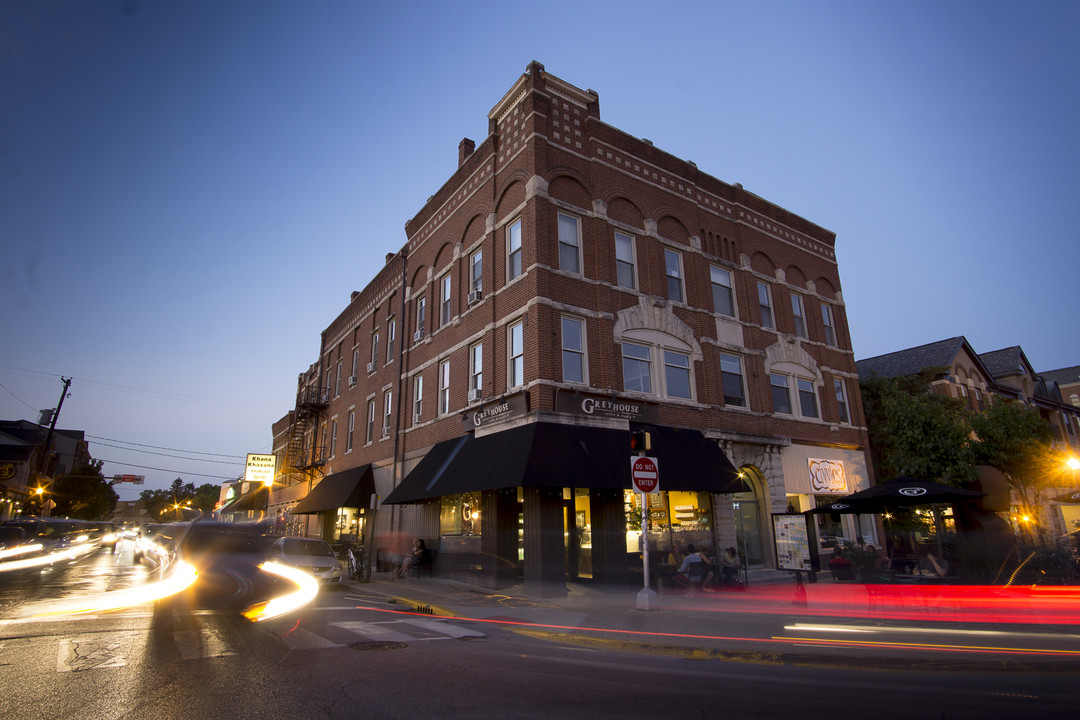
[277,627,343,650]
[173,628,237,660]
[400,619,484,638]
[331,620,413,643]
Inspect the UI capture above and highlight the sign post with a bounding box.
[631,455,660,611]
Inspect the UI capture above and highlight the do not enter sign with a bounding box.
[631,456,660,493]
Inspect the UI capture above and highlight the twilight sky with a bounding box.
[2,1,1077,500]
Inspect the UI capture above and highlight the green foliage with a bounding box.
[1010,546,1080,586]
[859,371,975,484]
[139,479,221,519]
[969,398,1054,506]
[51,460,118,520]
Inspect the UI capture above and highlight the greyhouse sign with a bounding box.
[462,392,529,431]
[555,390,659,424]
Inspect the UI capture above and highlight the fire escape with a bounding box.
[283,385,330,481]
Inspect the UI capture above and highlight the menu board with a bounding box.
[772,513,812,571]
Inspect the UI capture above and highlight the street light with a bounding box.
[1067,456,1080,473]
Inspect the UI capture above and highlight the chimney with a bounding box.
[385,253,395,264]
[458,137,475,167]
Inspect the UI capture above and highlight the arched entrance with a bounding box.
[732,467,768,568]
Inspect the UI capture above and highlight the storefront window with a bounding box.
[624,490,714,558]
[332,506,363,544]
[440,492,483,536]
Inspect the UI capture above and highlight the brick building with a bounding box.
[271,62,873,592]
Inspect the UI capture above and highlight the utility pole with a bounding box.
[29,377,71,515]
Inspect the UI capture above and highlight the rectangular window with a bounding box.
[771,373,791,414]
[346,411,355,452]
[719,353,746,407]
[335,362,342,397]
[439,360,451,415]
[470,343,483,394]
[834,379,849,424]
[470,250,483,295]
[351,348,359,379]
[387,317,396,363]
[665,249,683,303]
[622,342,652,394]
[791,294,808,339]
[615,232,636,289]
[663,350,692,399]
[822,304,837,346]
[558,213,581,274]
[758,282,774,329]
[507,219,522,281]
[370,332,379,367]
[416,295,426,339]
[509,321,524,388]
[366,400,375,444]
[710,266,734,317]
[561,316,585,384]
[798,379,819,418]
[330,419,338,458]
[413,375,423,423]
[439,274,452,327]
[382,391,392,435]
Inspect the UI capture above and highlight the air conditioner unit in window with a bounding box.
[468,388,481,402]
[413,330,424,342]
[366,362,377,373]
[412,413,422,425]
[467,289,482,305]
[347,375,357,386]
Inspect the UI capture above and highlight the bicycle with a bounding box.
[347,544,370,582]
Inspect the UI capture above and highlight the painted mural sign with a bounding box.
[808,458,847,494]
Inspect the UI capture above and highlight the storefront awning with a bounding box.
[291,464,375,514]
[223,485,268,513]
[384,422,745,505]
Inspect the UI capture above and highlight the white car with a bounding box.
[268,538,342,583]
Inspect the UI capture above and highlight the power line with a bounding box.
[84,434,246,459]
[94,458,239,480]
[89,441,245,466]
[0,380,38,412]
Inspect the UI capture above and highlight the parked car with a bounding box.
[267,537,342,583]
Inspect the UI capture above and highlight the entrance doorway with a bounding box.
[564,488,593,579]
[733,468,767,568]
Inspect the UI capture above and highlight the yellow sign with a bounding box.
[245,454,277,486]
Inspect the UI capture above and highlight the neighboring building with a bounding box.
[109,500,149,525]
[856,337,1080,540]
[0,420,92,521]
[1041,365,1080,411]
[272,62,872,592]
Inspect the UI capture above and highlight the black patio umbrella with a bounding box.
[807,475,986,515]
[1051,490,1080,503]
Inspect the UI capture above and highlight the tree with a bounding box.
[859,371,976,485]
[139,479,221,519]
[51,460,119,520]
[969,397,1055,543]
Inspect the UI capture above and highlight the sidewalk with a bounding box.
[338,570,1080,672]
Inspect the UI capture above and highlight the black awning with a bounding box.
[224,486,268,512]
[291,464,375,514]
[384,421,745,504]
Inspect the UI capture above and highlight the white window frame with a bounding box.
[791,294,808,339]
[416,295,426,339]
[351,347,359,379]
[439,273,452,328]
[508,320,524,389]
[387,316,396,363]
[710,265,735,318]
[797,378,820,418]
[370,332,379,368]
[413,375,423,423]
[470,342,483,394]
[834,378,849,424]
[664,249,684,303]
[335,361,342,397]
[346,410,355,452]
[382,391,392,435]
[329,418,338,458]
[561,316,586,384]
[366,400,375,444]
[770,373,792,414]
[615,231,636,290]
[822,304,837,347]
[558,212,581,274]
[439,359,451,415]
[663,349,692,399]
[470,249,483,295]
[621,331,695,400]
[507,219,522,281]
[758,282,774,329]
[719,353,746,408]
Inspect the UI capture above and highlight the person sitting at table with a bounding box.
[719,546,741,587]
[674,544,713,592]
[924,552,949,577]
[867,544,891,570]
[668,542,685,567]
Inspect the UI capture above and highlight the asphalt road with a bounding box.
[0,542,1075,719]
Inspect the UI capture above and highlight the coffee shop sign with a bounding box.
[808,458,847,493]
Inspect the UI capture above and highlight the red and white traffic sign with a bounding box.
[630,456,660,494]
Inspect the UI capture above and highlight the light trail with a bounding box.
[26,561,199,618]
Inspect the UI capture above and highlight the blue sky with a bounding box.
[3,1,1078,499]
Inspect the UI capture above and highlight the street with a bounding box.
[0,542,1077,719]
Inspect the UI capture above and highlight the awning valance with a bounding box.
[223,486,268,513]
[384,422,745,504]
[291,464,375,514]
